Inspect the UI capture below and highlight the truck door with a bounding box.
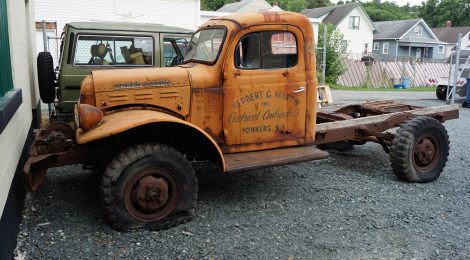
[223,25,307,147]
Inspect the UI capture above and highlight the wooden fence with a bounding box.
[337,59,452,88]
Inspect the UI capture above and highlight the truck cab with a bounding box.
[76,12,318,153]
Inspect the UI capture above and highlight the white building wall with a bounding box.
[0,0,36,216]
[335,7,374,58]
[462,32,470,51]
[35,0,200,31]
[199,11,232,25]
[35,0,200,64]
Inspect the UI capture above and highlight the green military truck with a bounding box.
[37,22,193,121]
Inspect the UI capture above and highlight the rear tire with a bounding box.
[101,143,197,231]
[37,52,56,103]
[390,117,449,183]
[435,85,447,100]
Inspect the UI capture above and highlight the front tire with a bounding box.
[390,117,449,183]
[101,143,197,231]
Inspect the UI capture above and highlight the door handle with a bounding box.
[293,86,305,93]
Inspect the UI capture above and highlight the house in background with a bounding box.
[216,0,274,13]
[373,19,446,61]
[0,0,39,258]
[301,2,376,58]
[200,0,284,27]
[432,22,470,58]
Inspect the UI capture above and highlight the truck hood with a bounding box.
[87,67,192,116]
[91,67,190,92]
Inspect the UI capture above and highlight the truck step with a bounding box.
[225,146,329,172]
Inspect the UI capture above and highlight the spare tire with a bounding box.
[37,52,56,103]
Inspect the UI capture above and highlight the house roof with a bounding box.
[300,5,337,19]
[301,3,375,29]
[432,26,470,43]
[373,19,422,39]
[217,0,271,13]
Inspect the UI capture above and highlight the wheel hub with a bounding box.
[413,134,440,172]
[123,167,178,221]
[131,175,169,212]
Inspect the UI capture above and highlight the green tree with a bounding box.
[201,0,236,11]
[419,0,470,27]
[362,0,418,21]
[287,0,308,12]
[306,0,332,8]
[317,24,346,83]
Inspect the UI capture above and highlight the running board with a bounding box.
[225,146,329,172]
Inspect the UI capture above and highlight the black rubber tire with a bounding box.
[390,117,449,183]
[37,52,56,103]
[435,85,447,100]
[101,143,197,231]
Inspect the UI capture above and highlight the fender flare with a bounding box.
[76,110,225,171]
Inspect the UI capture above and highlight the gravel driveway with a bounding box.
[15,91,470,259]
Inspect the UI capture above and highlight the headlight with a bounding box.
[77,104,103,130]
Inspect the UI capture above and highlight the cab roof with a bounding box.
[206,11,310,29]
[66,22,193,34]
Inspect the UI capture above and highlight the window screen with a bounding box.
[235,31,297,69]
[73,35,153,66]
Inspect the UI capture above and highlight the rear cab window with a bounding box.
[73,35,154,67]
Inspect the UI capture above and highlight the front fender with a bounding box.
[76,110,225,171]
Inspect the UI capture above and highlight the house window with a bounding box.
[0,0,13,97]
[364,43,368,54]
[0,0,23,134]
[348,16,360,30]
[414,26,422,35]
[373,42,379,51]
[341,40,348,53]
[438,45,444,54]
[382,42,389,54]
[235,31,298,69]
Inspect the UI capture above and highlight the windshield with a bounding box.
[184,28,225,63]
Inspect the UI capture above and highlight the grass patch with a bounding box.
[329,84,435,92]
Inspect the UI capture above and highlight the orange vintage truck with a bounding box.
[25,11,459,231]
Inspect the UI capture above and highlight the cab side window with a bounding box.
[163,36,191,67]
[235,31,297,69]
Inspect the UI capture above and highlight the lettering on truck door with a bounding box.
[222,25,307,147]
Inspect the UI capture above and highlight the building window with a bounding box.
[382,42,389,54]
[364,43,368,54]
[341,40,348,53]
[373,42,379,51]
[414,26,422,35]
[0,0,23,134]
[438,45,444,54]
[0,0,13,97]
[348,16,360,30]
